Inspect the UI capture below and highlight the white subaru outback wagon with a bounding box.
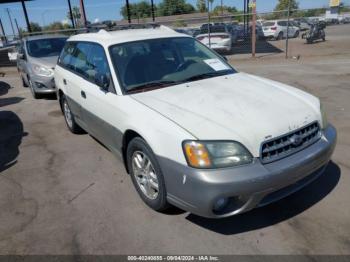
[54,25,336,218]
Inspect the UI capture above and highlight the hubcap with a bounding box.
[63,100,73,128]
[131,151,159,200]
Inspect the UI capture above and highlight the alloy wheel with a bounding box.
[131,151,159,200]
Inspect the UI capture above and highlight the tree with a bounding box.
[157,0,195,16]
[274,0,299,11]
[44,21,72,31]
[212,5,238,15]
[121,1,152,20]
[30,22,42,32]
[67,6,81,27]
[197,0,207,12]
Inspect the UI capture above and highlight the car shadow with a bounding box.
[0,81,25,107]
[223,38,284,56]
[186,161,340,235]
[0,111,28,173]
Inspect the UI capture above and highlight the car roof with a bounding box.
[22,34,68,42]
[68,25,191,47]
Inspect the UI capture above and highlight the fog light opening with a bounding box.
[213,197,229,213]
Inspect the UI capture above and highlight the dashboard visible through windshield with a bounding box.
[109,37,236,94]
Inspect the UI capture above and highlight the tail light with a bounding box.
[271,27,277,31]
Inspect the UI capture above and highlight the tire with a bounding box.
[127,137,169,212]
[294,31,299,38]
[28,79,40,99]
[276,32,283,40]
[22,75,28,87]
[60,95,84,134]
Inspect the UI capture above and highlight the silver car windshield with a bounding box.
[26,38,67,58]
[109,37,236,94]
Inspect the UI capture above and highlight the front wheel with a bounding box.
[294,31,299,38]
[127,137,169,212]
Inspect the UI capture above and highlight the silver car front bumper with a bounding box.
[30,74,56,94]
[159,124,337,218]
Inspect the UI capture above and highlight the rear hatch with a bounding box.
[196,25,231,45]
[262,21,277,35]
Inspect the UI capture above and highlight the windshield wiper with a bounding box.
[126,80,177,94]
[181,71,232,83]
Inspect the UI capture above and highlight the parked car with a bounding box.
[262,20,300,40]
[293,18,311,31]
[55,26,336,218]
[196,24,233,52]
[17,35,67,98]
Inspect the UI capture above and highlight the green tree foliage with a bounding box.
[67,6,81,27]
[29,22,42,32]
[274,0,299,11]
[121,1,152,19]
[44,22,72,31]
[212,5,238,15]
[157,0,195,16]
[197,0,207,12]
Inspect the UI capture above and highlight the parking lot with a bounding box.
[0,24,350,255]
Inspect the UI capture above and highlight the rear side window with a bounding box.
[278,21,287,26]
[86,44,111,84]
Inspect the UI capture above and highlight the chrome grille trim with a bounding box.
[260,121,321,164]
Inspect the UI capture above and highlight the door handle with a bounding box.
[81,90,86,99]
[63,79,67,85]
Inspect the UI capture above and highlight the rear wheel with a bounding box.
[60,95,84,134]
[276,32,283,40]
[127,137,169,212]
[294,30,299,38]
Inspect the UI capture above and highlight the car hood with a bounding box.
[29,56,58,69]
[131,72,321,157]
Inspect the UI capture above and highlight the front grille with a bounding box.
[261,122,321,164]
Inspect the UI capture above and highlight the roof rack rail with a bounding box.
[85,23,161,33]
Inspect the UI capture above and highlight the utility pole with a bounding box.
[0,18,8,44]
[14,18,20,37]
[151,0,155,22]
[6,8,16,37]
[79,0,87,27]
[67,0,75,28]
[251,0,256,57]
[126,0,131,24]
[207,0,211,48]
[221,0,223,16]
[286,0,291,59]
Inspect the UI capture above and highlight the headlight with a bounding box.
[183,141,253,169]
[32,64,53,77]
[320,102,328,129]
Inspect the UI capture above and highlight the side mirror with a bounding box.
[95,73,110,92]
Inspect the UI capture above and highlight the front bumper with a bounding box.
[160,124,337,218]
[30,74,56,94]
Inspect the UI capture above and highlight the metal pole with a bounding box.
[286,0,291,59]
[21,0,31,32]
[221,0,223,16]
[0,18,8,44]
[79,0,87,27]
[67,0,75,28]
[14,18,20,36]
[151,0,155,22]
[126,0,131,24]
[6,8,16,37]
[207,0,211,48]
[246,0,250,36]
[243,0,246,33]
[252,0,256,57]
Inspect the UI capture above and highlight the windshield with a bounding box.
[109,37,236,94]
[26,37,67,58]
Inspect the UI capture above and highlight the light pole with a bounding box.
[285,0,291,59]
[6,8,16,37]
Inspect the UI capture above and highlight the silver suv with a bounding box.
[17,35,67,99]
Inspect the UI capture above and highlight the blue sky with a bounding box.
[0,0,349,36]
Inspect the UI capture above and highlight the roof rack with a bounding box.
[85,23,161,33]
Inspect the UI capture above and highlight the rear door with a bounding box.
[79,43,122,151]
[56,41,91,128]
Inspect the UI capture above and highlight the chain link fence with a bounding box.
[1,2,350,67]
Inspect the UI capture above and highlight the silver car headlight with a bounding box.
[32,64,54,77]
[320,101,328,129]
[183,141,253,169]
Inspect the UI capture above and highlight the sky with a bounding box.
[0,0,349,36]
